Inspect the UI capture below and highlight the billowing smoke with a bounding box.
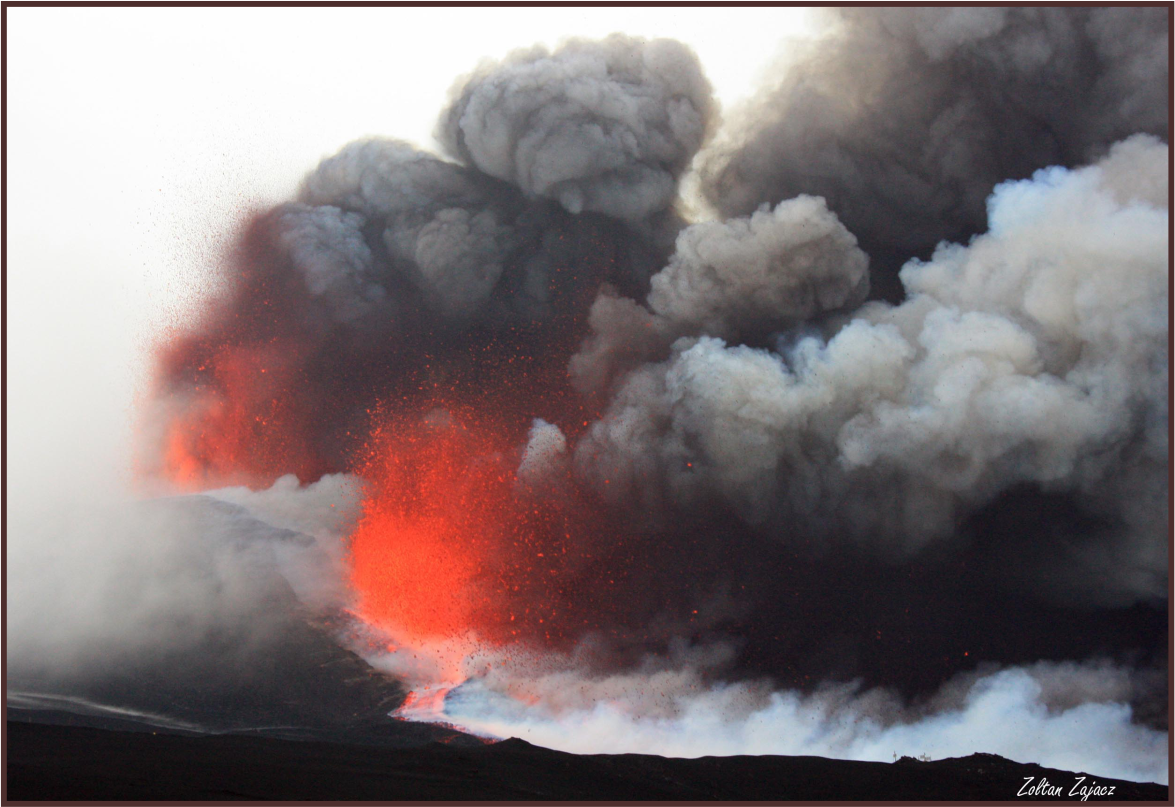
[700,7,1169,274]
[648,195,870,338]
[11,13,1168,786]
[577,135,1169,607]
[439,655,1167,785]
[437,34,716,221]
[6,474,380,732]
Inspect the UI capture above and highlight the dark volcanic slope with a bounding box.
[5,721,1166,801]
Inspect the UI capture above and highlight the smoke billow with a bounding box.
[11,12,1169,786]
[577,135,1169,607]
[649,195,870,338]
[436,655,1167,786]
[274,204,387,324]
[700,7,1169,263]
[6,474,378,732]
[437,34,716,222]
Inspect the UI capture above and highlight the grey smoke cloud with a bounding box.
[276,204,387,324]
[699,7,1169,257]
[577,136,1169,605]
[299,137,526,322]
[648,195,869,337]
[387,206,514,318]
[302,137,495,220]
[438,34,716,221]
[297,133,670,324]
[569,289,678,396]
[571,196,869,396]
[6,476,359,687]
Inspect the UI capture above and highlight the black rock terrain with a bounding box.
[5,719,1166,801]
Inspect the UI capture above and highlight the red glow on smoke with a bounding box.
[141,208,678,696]
[143,210,615,493]
[396,685,461,719]
[156,340,323,490]
[144,213,338,490]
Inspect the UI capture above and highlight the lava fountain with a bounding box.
[344,407,632,718]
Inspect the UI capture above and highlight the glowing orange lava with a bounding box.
[396,685,459,719]
[346,408,613,659]
[347,412,564,647]
[348,417,509,641]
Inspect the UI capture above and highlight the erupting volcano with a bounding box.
[12,7,1169,795]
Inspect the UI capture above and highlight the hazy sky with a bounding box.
[6,7,817,501]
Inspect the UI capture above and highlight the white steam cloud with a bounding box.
[347,636,1168,785]
[7,474,361,690]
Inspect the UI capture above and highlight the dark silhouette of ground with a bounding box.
[5,719,1166,801]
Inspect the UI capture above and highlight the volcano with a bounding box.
[7,7,1170,799]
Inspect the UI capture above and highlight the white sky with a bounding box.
[6,7,819,500]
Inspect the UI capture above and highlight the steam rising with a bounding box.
[7,476,354,692]
[439,657,1167,785]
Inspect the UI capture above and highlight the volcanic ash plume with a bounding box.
[700,7,1170,260]
[578,135,1169,605]
[68,14,1170,786]
[437,34,716,221]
